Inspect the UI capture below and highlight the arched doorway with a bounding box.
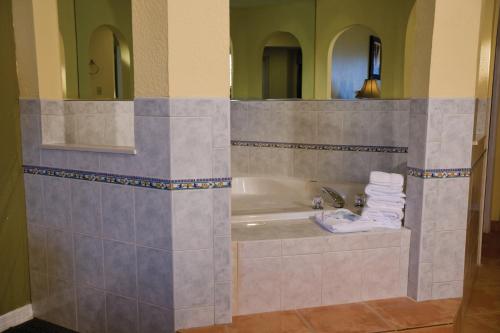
[88,25,132,99]
[262,31,302,99]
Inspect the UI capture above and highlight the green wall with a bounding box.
[231,0,416,99]
[0,0,31,316]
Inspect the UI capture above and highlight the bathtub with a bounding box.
[231,176,365,223]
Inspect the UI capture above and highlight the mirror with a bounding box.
[58,0,133,100]
[230,0,416,100]
[262,32,303,99]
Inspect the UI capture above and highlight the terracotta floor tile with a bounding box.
[467,284,500,315]
[178,325,228,333]
[401,325,454,332]
[226,311,311,333]
[298,303,393,333]
[462,313,500,332]
[365,297,460,330]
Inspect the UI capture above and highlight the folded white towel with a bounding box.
[314,209,402,233]
[365,184,405,198]
[369,171,404,187]
[372,219,402,229]
[362,207,404,222]
[314,210,373,233]
[366,196,406,210]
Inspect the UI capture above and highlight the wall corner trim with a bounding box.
[0,304,33,332]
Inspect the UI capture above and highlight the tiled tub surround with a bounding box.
[405,98,475,301]
[231,222,411,315]
[20,99,135,150]
[21,98,232,332]
[231,100,409,183]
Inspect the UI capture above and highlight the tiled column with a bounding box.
[404,0,484,301]
[162,0,231,329]
[167,99,231,329]
[406,99,474,300]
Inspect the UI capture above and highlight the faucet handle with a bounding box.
[312,196,324,210]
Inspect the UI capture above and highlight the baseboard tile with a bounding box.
[0,304,33,332]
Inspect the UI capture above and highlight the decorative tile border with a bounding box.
[231,140,408,154]
[23,165,231,190]
[407,167,471,179]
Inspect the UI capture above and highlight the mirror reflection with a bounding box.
[230,0,415,100]
[58,0,133,100]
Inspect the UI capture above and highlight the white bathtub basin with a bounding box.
[231,176,365,223]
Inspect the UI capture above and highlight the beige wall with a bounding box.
[13,0,63,99]
[12,0,40,98]
[132,0,169,98]
[167,0,229,98]
[428,0,482,98]
[58,0,78,99]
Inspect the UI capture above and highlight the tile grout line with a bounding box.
[294,309,318,333]
[362,302,398,331]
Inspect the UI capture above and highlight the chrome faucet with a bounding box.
[321,187,345,208]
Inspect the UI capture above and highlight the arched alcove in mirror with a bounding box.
[329,25,381,100]
[88,26,132,100]
[262,31,303,99]
[57,0,133,100]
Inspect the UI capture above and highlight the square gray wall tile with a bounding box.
[106,294,138,333]
[46,229,74,282]
[135,188,172,250]
[172,190,213,251]
[75,234,104,289]
[71,180,102,236]
[47,277,76,331]
[40,149,67,168]
[102,183,135,243]
[214,237,231,283]
[42,177,71,231]
[137,246,173,308]
[103,240,137,298]
[66,151,100,171]
[173,249,214,309]
[139,303,174,333]
[28,225,47,275]
[77,287,106,333]
[213,189,231,237]
[30,272,49,320]
[24,174,44,225]
[214,282,231,324]
[174,306,214,331]
[170,117,213,179]
[20,114,41,165]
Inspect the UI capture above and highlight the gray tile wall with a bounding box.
[21,97,231,332]
[406,98,475,301]
[231,100,410,183]
[37,100,134,147]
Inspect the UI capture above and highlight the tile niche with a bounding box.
[40,100,135,153]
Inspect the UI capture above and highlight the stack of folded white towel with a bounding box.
[314,171,406,234]
[361,171,405,229]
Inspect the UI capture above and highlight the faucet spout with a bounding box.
[321,187,345,208]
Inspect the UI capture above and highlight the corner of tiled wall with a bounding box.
[405,98,474,301]
[21,97,232,332]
